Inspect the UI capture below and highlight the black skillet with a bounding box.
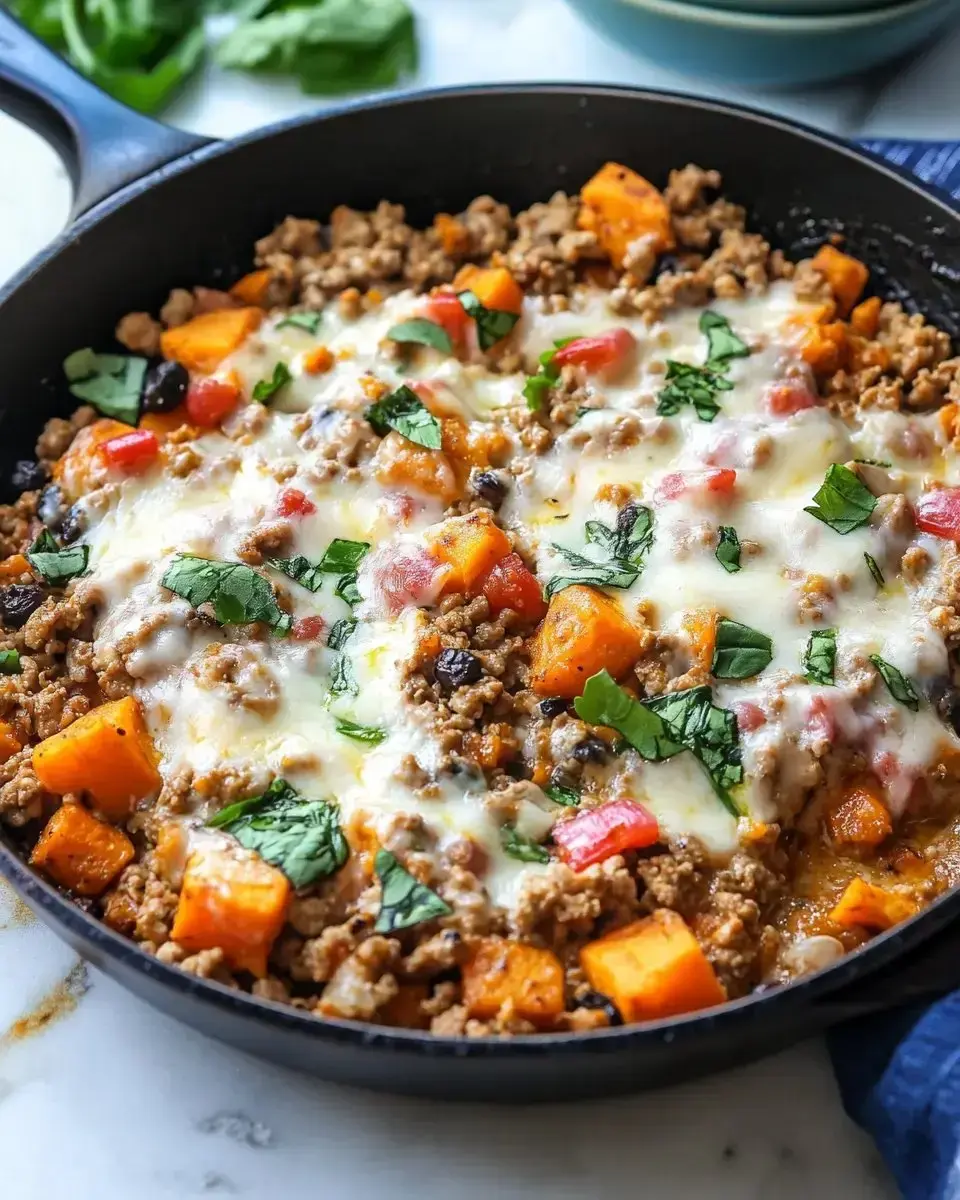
[0,9,959,1102]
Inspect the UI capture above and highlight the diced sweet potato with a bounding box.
[434,213,469,256]
[33,696,161,820]
[229,269,272,307]
[373,431,459,503]
[530,585,645,698]
[462,939,565,1026]
[580,910,726,1023]
[0,720,21,764]
[303,345,334,375]
[850,295,881,338]
[54,418,132,501]
[153,822,188,886]
[829,877,917,931]
[827,783,892,849]
[453,265,524,315]
[577,162,675,267]
[160,307,262,374]
[30,802,134,896]
[171,845,291,977]
[801,321,848,375]
[424,510,511,594]
[0,554,31,581]
[811,245,869,317]
[139,407,194,438]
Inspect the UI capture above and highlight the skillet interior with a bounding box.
[1,85,960,1099]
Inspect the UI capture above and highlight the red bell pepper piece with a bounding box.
[551,328,636,377]
[553,799,659,872]
[276,487,317,518]
[185,376,240,428]
[656,468,737,503]
[422,290,470,348]
[99,429,160,473]
[915,487,960,540]
[480,553,547,622]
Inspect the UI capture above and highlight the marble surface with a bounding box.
[1,0,958,1194]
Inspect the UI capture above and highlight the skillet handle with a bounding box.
[857,138,960,203]
[0,9,212,221]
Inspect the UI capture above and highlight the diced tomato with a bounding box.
[805,695,836,743]
[480,553,547,622]
[99,429,159,473]
[422,290,471,348]
[766,382,817,417]
[185,377,240,428]
[372,548,450,615]
[656,468,737,503]
[732,701,766,733]
[292,615,325,641]
[552,799,659,872]
[551,328,637,378]
[276,487,317,518]
[915,487,960,540]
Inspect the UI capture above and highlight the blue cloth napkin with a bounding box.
[858,138,960,200]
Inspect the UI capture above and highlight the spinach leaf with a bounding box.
[803,628,836,685]
[864,552,885,587]
[26,529,89,585]
[804,464,876,534]
[374,849,451,933]
[268,554,325,593]
[252,361,292,404]
[0,649,21,674]
[500,824,550,864]
[277,311,322,335]
[365,384,442,449]
[544,783,580,807]
[870,654,920,712]
[208,778,348,889]
[574,670,684,763]
[711,618,773,680]
[716,526,741,574]
[335,717,387,745]
[328,617,358,697]
[457,290,520,351]
[63,348,146,425]
[545,505,653,599]
[269,539,368,599]
[161,554,291,633]
[335,572,362,608]
[700,310,750,367]
[386,318,452,354]
[656,360,733,422]
[318,538,369,574]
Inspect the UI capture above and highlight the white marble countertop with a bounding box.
[2,0,957,1194]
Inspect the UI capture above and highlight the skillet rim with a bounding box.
[1,80,958,1059]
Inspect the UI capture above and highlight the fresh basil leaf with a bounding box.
[328,617,358,697]
[870,654,920,712]
[616,504,654,561]
[864,552,885,587]
[716,526,741,574]
[63,348,146,425]
[270,539,369,600]
[327,617,358,651]
[656,360,732,422]
[386,318,452,354]
[318,538,369,574]
[699,310,750,366]
[335,717,387,745]
[545,506,653,598]
[0,649,20,674]
[803,628,836,685]
[523,372,554,412]
[804,464,876,534]
[252,361,292,405]
[711,619,773,680]
[374,849,451,933]
[208,778,348,889]
[544,783,580,807]
[268,554,325,593]
[161,554,291,633]
[500,824,549,864]
[365,384,442,449]
[574,670,684,763]
[457,290,520,351]
[335,571,362,607]
[544,562,640,599]
[26,530,89,586]
[277,311,322,334]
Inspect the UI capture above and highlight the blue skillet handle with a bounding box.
[0,8,212,221]
[857,137,960,203]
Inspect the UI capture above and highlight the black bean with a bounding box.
[435,647,483,690]
[38,483,66,531]
[59,504,86,545]
[0,584,46,628]
[539,696,568,719]
[549,764,578,791]
[931,678,960,737]
[11,459,48,492]
[141,360,188,413]
[573,735,608,764]
[471,470,507,509]
[653,252,685,280]
[577,990,623,1026]
[616,501,642,539]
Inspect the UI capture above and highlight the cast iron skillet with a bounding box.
[0,11,959,1103]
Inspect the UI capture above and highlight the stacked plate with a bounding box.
[564,0,960,86]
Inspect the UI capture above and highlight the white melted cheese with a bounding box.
[82,282,960,906]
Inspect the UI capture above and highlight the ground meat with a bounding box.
[637,836,712,915]
[316,935,400,1020]
[35,406,95,466]
[0,748,46,825]
[511,858,639,950]
[191,643,280,717]
[235,519,293,565]
[115,311,162,355]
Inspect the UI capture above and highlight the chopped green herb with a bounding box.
[335,717,387,745]
[252,361,292,405]
[268,554,325,593]
[864,552,885,587]
[328,617,358,697]
[700,310,750,367]
[277,311,322,335]
[208,778,348,888]
[803,628,837,685]
[318,539,369,574]
[545,505,653,599]
[0,649,20,674]
[544,783,580,807]
[711,619,773,680]
[716,526,742,574]
[374,849,451,933]
[26,530,89,586]
[161,554,291,633]
[522,338,575,411]
[500,824,550,864]
[63,348,146,425]
[656,360,733,422]
[804,464,876,534]
[328,617,358,650]
[335,572,362,607]
[853,458,892,468]
[365,384,442,449]
[385,318,452,354]
[870,654,920,711]
[573,670,684,765]
[457,290,520,351]
[270,539,368,602]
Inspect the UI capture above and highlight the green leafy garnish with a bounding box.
[716,526,741,574]
[268,554,325,593]
[277,311,322,335]
[700,310,750,367]
[328,617,358,697]
[26,530,89,586]
[365,384,442,449]
[270,538,368,603]
[544,783,580,807]
[864,552,885,587]
[457,290,520,352]
[335,717,387,744]
[0,649,21,674]
[853,458,892,468]
[63,348,146,425]
[335,573,362,607]
[252,361,292,405]
[803,628,836,685]
[208,778,348,889]
[522,338,576,411]
[545,505,653,599]
[161,554,291,633]
[657,360,733,422]
[385,319,452,354]
[500,824,550,864]
[804,464,876,534]
[711,619,773,680]
[317,539,369,575]
[373,849,451,933]
[328,617,358,650]
[870,654,920,711]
